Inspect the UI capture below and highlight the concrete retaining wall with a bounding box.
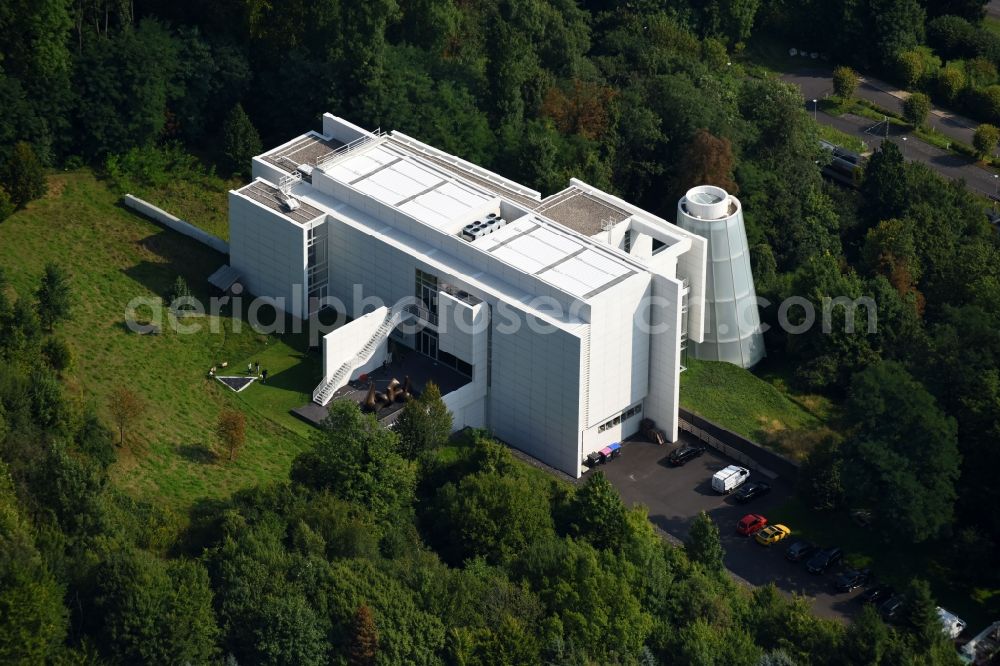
[678,407,800,482]
[122,194,229,255]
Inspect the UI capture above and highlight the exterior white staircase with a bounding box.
[311,304,413,406]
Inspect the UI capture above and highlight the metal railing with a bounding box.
[313,129,386,172]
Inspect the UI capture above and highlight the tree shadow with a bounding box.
[177,443,218,464]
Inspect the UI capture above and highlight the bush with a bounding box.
[41,337,72,373]
[934,65,965,103]
[902,92,931,127]
[832,66,859,99]
[894,48,940,88]
[973,123,1000,158]
[104,143,210,194]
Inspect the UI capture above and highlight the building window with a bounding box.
[415,269,439,317]
[623,230,632,253]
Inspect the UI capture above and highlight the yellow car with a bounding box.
[755,524,791,546]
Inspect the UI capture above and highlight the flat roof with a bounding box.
[385,135,541,208]
[237,180,324,225]
[322,142,494,228]
[473,215,635,299]
[261,133,345,172]
[535,187,632,236]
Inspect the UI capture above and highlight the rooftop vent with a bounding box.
[460,215,507,241]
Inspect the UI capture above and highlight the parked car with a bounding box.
[834,568,871,592]
[755,524,791,546]
[859,585,894,606]
[712,465,750,494]
[668,444,706,466]
[736,513,768,536]
[806,547,844,574]
[733,481,771,504]
[785,540,818,562]
[879,596,905,622]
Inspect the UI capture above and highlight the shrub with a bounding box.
[973,123,1000,159]
[902,92,931,127]
[934,64,965,103]
[42,337,72,373]
[832,66,859,100]
[0,188,13,222]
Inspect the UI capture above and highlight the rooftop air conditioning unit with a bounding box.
[281,195,301,212]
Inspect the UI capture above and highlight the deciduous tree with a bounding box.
[395,380,452,459]
[216,409,247,461]
[841,362,960,541]
[108,387,145,446]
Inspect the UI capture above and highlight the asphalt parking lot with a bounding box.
[599,436,866,622]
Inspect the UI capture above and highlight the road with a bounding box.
[599,437,864,622]
[782,69,999,198]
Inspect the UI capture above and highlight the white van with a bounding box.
[712,465,750,494]
[937,606,966,639]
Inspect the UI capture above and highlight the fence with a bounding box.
[122,194,229,255]
[678,407,800,482]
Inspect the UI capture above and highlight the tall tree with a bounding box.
[861,141,908,224]
[841,362,960,541]
[291,400,416,520]
[92,549,219,664]
[35,263,71,330]
[673,128,738,202]
[216,409,247,461]
[566,471,629,551]
[685,511,725,574]
[973,123,1000,159]
[1,142,46,207]
[349,604,379,666]
[394,380,452,459]
[222,103,262,177]
[0,461,68,663]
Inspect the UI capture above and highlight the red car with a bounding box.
[736,514,768,536]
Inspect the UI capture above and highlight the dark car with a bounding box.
[859,585,894,606]
[834,568,871,592]
[732,481,771,504]
[806,547,844,574]
[667,445,706,466]
[785,540,818,563]
[879,596,906,622]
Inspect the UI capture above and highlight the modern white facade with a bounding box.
[676,185,765,368]
[228,114,708,477]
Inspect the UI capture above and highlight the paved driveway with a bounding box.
[600,437,865,622]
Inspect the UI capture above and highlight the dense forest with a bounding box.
[1,0,999,663]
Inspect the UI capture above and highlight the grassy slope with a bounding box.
[128,171,238,241]
[0,170,316,509]
[680,358,833,447]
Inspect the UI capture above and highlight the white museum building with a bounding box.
[227,113,737,477]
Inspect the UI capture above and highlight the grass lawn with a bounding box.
[770,497,1000,630]
[0,170,319,510]
[817,123,869,154]
[124,170,239,241]
[680,358,838,459]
